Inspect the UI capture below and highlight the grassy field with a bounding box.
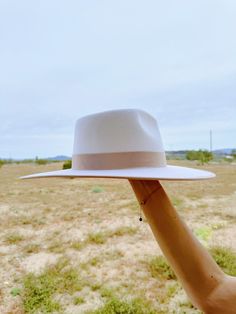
[0,161,236,313]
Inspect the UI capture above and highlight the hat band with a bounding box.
[72,151,166,170]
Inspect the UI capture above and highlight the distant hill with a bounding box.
[47,155,71,161]
[212,148,235,155]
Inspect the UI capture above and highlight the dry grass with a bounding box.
[0,161,235,313]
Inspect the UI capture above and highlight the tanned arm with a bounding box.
[129,179,236,313]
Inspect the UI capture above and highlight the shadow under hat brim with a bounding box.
[20,165,215,181]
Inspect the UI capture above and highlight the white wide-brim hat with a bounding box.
[21,109,215,181]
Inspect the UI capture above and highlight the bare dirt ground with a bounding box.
[0,161,235,313]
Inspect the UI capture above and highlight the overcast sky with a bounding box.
[0,0,235,158]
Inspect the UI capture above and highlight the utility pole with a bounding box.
[210,130,212,152]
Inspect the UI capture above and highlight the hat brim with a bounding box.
[20,165,215,181]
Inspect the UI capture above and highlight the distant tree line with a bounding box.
[0,158,13,168]
[1,150,235,169]
[0,157,63,168]
[186,150,213,165]
[35,156,48,165]
[232,150,236,159]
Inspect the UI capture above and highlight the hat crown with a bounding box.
[21,108,215,179]
[73,109,165,155]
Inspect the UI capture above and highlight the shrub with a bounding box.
[0,159,4,168]
[63,159,72,169]
[186,150,213,165]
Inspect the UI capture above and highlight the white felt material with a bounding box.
[73,109,164,154]
[21,165,215,180]
[21,109,216,181]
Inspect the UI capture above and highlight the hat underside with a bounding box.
[21,165,215,181]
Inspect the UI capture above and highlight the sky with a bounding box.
[0,0,236,158]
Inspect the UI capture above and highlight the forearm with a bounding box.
[129,179,226,310]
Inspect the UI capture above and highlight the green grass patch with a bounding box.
[210,246,236,276]
[73,296,85,305]
[47,240,66,253]
[86,296,159,314]
[23,243,40,254]
[4,233,24,245]
[88,232,107,244]
[81,250,124,271]
[91,186,104,193]
[89,256,101,267]
[86,227,138,246]
[166,282,180,298]
[179,299,195,309]
[194,226,212,244]
[148,255,176,280]
[171,197,184,208]
[104,250,124,260]
[211,222,227,230]
[90,282,103,291]
[21,258,83,313]
[100,287,115,299]
[70,240,86,250]
[110,226,137,237]
[10,287,21,297]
